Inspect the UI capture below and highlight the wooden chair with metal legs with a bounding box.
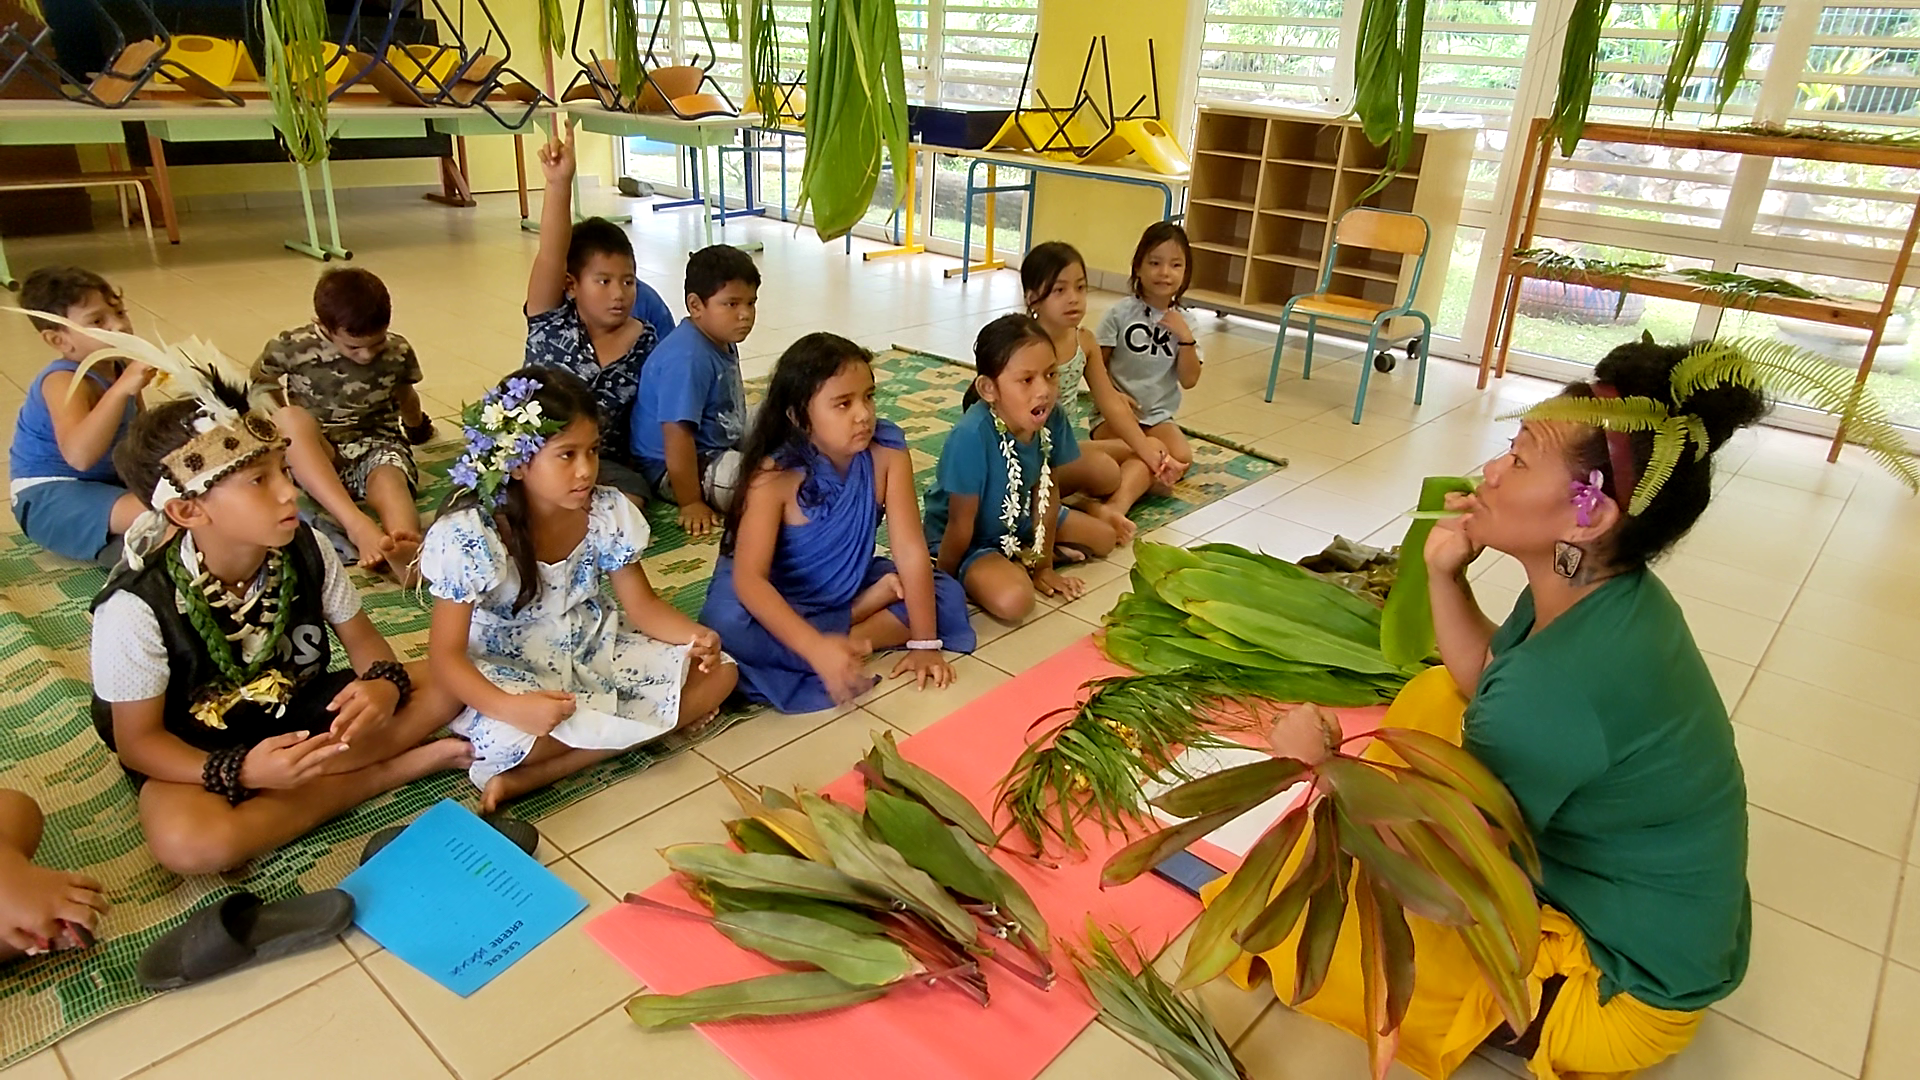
[1263,207,1433,425]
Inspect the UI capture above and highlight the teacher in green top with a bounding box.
[1241,337,1761,1080]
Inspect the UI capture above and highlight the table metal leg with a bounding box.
[514,133,529,223]
[865,148,925,260]
[950,159,1011,281]
[284,160,352,261]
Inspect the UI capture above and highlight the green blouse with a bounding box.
[1464,570,1750,1011]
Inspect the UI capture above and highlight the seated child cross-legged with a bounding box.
[525,121,658,505]
[1091,222,1204,495]
[700,333,975,712]
[89,344,467,877]
[8,267,152,565]
[925,314,1119,623]
[253,268,434,585]
[632,244,760,537]
[423,368,737,812]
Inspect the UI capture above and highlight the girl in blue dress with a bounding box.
[700,333,974,712]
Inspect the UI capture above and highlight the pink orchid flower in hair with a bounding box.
[1569,470,1609,527]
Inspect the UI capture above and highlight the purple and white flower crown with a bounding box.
[449,376,564,507]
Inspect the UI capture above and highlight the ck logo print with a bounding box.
[1124,320,1177,358]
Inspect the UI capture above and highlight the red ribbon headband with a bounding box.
[1589,383,1640,510]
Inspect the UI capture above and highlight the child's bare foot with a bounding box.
[681,708,720,735]
[346,517,397,571]
[386,532,423,588]
[1091,503,1138,546]
[850,572,905,623]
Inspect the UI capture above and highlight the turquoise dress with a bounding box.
[700,421,975,712]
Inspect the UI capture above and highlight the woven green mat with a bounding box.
[0,348,1278,1065]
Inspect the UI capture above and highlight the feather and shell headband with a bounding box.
[7,309,285,565]
[1506,336,1920,515]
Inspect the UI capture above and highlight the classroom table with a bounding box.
[0,98,550,276]
[864,142,1189,280]
[559,103,764,249]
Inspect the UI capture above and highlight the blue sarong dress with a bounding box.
[700,421,976,712]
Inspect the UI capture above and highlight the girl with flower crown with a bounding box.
[421,367,736,812]
[922,314,1120,622]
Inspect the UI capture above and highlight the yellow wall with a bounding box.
[1029,0,1190,280]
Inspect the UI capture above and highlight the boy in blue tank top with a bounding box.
[7,267,150,564]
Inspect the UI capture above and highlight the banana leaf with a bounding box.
[713,910,916,986]
[627,971,890,1028]
[1380,476,1476,667]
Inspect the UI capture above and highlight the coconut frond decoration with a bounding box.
[261,0,330,167]
[1507,337,1920,513]
[611,0,642,102]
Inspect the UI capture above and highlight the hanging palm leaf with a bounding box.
[742,0,784,120]
[1546,0,1612,156]
[611,0,643,102]
[260,0,330,167]
[535,0,566,60]
[1551,0,1763,157]
[798,0,909,241]
[1346,0,1425,201]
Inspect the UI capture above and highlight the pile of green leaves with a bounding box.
[1671,268,1822,305]
[799,0,909,240]
[1513,248,1666,280]
[995,671,1262,856]
[1103,730,1543,1080]
[1296,536,1400,608]
[260,0,330,166]
[626,732,1051,1028]
[1711,122,1920,147]
[1071,924,1248,1080]
[1101,541,1419,707]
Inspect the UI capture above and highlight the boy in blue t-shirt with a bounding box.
[7,267,150,564]
[631,244,760,537]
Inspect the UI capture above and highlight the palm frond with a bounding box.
[261,0,330,167]
[1505,394,1670,434]
[1675,338,1920,493]
[612,0,642,100]
[1641,420,1688,515]
[535,0,566,57]
[1717,0,1762,113]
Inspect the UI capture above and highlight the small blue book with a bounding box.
[341,799,586,996]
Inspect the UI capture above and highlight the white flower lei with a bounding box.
[990,411,1052,567]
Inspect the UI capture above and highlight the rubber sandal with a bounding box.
[404,417,437,445]
[137,889,354,990]
[359,812,539,866]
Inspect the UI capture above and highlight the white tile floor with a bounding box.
[2,188,1917,1080]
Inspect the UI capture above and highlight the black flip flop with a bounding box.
[359,812,540,866]
[137,890,353,990]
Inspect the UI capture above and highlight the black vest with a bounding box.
[90,526,334,754]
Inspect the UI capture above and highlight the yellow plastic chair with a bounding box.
[1264,207,1433,425]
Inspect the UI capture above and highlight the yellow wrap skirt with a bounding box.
[1205,668,1703,1080]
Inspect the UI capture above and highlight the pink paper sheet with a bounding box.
[586,635,1387,1080]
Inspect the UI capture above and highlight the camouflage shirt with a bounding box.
[251,324,423,442]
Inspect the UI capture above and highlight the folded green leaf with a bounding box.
[1381,476,1477,667]
[799,793,981,945]
[864,790,1002,902]
[626,971,890,1028]
[871,730,997,847]
[713,910,916,986]
[663,844,885,908]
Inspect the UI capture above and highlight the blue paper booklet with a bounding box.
[340,799,585,996]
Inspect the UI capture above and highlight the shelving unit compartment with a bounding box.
[1247,260,1319,312]
[1267,121,1342,165]
[1194,112,1268,157]
[1255,214,1329,264]
[1259,163,1338,217]
[1192,153,1264,205]
[1188,202,1256,251]
[1191,248,1249,302]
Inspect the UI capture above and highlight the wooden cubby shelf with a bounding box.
[1183,103,1475,340]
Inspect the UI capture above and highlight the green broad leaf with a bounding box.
[1131,541,1209,590]
[1320,757,1432,825]
[720,773,831,863]
[1381,476,1478,667]
[945,824,1049,950]
[1187,600,1405,677]
[625,971,890,1028]
[1373,728,1541,877]
[1459,920,1532,1035]
[799,793,981,946]
[703,884,892,937]
[871,730,997,847]
[1290,851,1352,1005]
[662,845,885,908]
[713,910,916,986]
[1160,568,1381,649]
[1333,806,1472,926]
[864,791,1002,903]
[1148,757,1307,819]
[1188,542,1385,625]
[1100,799,1262,887]
[1175,805,1309,991]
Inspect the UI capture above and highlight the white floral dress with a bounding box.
[420,486,691,787]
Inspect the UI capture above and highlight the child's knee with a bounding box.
[981,580,1035,622]
[681,662,737,722]
[145,816,242,877]
[1082,523,1117,558]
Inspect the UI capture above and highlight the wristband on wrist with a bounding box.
[905,639,944,651]
[359,660,412,707]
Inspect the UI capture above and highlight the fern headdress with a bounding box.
[1509,336,1920,515]
[8,308,284,568]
